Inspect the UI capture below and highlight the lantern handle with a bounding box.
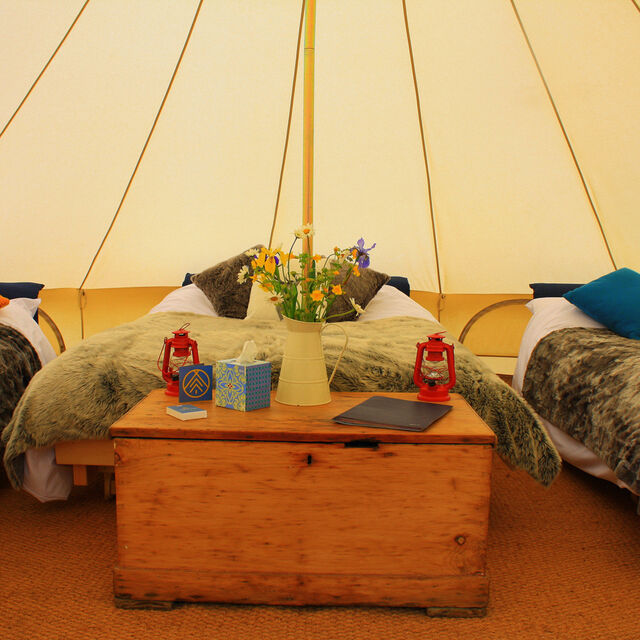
[157,338,167,372]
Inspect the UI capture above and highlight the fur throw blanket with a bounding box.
[2,312,560,488]
[523,327,640,493]
[0,324,41,432]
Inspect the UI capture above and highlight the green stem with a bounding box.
[325,306,360,321]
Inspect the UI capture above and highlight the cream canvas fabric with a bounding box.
[0,1,638,294]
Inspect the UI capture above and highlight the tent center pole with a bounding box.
[303,0,316,258]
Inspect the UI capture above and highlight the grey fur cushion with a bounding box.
[191,245,263,318]
[327,266,389,322]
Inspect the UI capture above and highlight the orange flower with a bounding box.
[264,255,277,274]
[331,284,343,295]
[352,264,361,277]
[0,295,9,309]
[310,289,324,302]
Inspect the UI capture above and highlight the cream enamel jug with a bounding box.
[275,317,348,406]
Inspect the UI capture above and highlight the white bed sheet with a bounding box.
[513,297,633,492]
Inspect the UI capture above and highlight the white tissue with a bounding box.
[236,340,258,364]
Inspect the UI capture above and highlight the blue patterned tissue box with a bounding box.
[215,359,271,411]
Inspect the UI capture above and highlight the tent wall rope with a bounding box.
[268,0,307,250]
[272,0,447,298]
[510,0,617,271]
[0,0,92,140]
[77,0,205,338]
[402,0,443,312]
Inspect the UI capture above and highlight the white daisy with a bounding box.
[237,265,249,284]
[349,297,365,315]
[294,223,315,239]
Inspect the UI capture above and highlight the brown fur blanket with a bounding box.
[0,324,41,432]
[2,312,560,488]
[523,327,640,493]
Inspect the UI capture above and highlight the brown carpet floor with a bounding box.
[1,453,639,640]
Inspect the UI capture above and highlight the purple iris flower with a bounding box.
[354,238,376,269]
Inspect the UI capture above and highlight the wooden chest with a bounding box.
[111,390,495,616]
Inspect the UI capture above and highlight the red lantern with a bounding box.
[413,332,456,402]
[157,324,200,396]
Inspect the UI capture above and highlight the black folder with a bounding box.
[332,395,452,432]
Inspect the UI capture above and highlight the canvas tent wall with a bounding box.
[1,0,638,363]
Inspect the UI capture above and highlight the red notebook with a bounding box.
[332,395,452,432]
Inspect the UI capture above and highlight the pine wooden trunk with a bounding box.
[111,390,494,615]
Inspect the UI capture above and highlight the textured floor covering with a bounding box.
[1,453,639,640]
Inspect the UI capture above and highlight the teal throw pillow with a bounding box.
[563,268,640,339]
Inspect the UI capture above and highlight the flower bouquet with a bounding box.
[238,224,375,322]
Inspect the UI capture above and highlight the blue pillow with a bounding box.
[0,281,44,300]
[387,276,411,297]
[563,268,640,339]
[529,282,582,299]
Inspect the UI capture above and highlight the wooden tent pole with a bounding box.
[303,0,316,257]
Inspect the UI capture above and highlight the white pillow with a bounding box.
[148,284,219,316]
[524,296,606,334]
[358,285,438,323]
[512,297,605,392]
[243,282,438,324]
[0,298,57,365]
[6,296,39,317]
[244,282,280,321]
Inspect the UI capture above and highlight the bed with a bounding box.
[0,293,69,500]
[513,271,640,499]
[2,257,562,502]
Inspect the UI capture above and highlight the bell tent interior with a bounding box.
[2,2,640,634]
[1,0,638,375]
